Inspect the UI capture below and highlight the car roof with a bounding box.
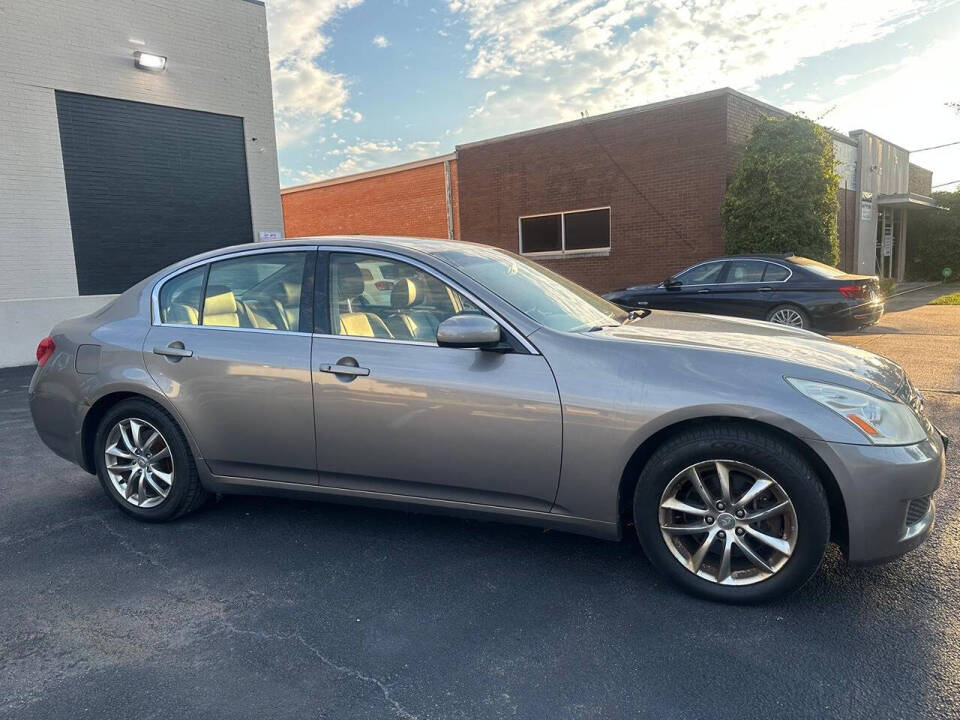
[693,254,797,264]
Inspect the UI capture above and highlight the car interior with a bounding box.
[331,256,481,342]
[159,252,484,343]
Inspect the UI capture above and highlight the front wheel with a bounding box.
[766,304,810,330]
[634,424,830,603]
[94,398,208,521]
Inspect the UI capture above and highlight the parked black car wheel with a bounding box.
[766,304,809,329]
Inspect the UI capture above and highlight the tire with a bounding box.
[766,304,810,330]
[633,423,829,604]
[94,398,208,522]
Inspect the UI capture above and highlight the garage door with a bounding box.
[55,91,254,295]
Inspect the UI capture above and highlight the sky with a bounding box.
[266,0,960,191]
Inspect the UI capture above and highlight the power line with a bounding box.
[578,117,700,256]
[911,140,960,153]
[932,178,960,188]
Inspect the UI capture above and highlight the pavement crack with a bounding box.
[94,517,166,568]
[219,621,419,720]
[0,512,109,548]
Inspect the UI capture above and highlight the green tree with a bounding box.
[905,189,960,281]
[722,115,840,265]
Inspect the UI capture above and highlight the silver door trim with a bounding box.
[150,244,540,354]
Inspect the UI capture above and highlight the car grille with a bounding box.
[906,496,931,526]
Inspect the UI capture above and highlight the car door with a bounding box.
[708,260,792,320]
[144,248,318,484]
[663,260,728,312]
[310,250,563,511]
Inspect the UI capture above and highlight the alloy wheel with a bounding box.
[769,308,804,328]
[658,460,798,586]
[104,418,174,508]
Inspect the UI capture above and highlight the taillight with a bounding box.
[374,281,395,291]
[838,284,865,299]
[36,336,55,367]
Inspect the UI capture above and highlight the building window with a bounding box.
[519,208,610,256]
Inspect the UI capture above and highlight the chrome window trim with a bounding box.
[319,245,540,355]
[151,245,317,327]
[672,259,793,288]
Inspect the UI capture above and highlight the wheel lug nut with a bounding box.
[716,502,725,511]
[717,531,726,539]
[706,516,714,524]
[736,509,745,518]
[736,527,745,536]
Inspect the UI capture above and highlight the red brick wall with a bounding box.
[455,94,731,293]
[282,159,456,240]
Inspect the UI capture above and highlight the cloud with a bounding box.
[284,139,444,184]
[266,0,364,147]
[447,0,951,140]
[785,30,960,190]
[372,34,390,48]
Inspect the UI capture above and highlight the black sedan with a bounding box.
[603,254,883,332]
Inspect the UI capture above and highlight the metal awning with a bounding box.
[875,193,941,210]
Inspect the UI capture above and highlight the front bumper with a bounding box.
[809,430,946,564]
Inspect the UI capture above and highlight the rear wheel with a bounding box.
[634,424,829,603]
[94,398,208,521]
[766,304,810,330]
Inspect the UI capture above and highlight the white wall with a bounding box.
[0,0,283,366]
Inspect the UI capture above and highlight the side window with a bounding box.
[202,252,307,331]
[763,263,790,282]
[330,253,481,342]
[159,266,205,325]
[723,260,767,283]
[676,262,724,285]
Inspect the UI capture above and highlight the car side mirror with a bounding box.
[437,315,503,350]
[665,277,682,289]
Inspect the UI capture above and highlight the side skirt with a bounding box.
[201,472,622,541]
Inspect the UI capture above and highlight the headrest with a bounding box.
[336,262,365,299]
[390,277,422,309]
[281,281,300,305]
[204,285,237,315]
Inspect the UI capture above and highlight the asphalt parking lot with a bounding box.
[2,291,958,719]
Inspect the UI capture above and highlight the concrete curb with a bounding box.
[887,282,943,299]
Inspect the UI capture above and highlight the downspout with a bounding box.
[444,159,455,240]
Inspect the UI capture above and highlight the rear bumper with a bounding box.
[809,430,946,564]
[29,364,85,467]
[819,301,884,331]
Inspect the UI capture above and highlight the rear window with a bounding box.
[786,256,846,278]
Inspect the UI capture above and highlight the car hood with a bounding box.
[589,310,906,395]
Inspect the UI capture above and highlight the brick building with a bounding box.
[0,0,282,367]
[282,155,458,240]
[281,88,935,294]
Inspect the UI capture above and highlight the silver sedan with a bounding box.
[29,237,946,602]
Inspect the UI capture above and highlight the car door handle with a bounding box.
[697,289,711,294]
[759,286,773,292]
[153,345,193,358]
[318,363,370,377]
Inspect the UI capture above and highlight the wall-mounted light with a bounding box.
[134,51,166,72]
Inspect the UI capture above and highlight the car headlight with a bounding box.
[786,377,926,446]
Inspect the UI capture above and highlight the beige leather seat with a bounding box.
[202,286,241,327]
[335,262,393,338]
[386,277,440,340]
[274,281,301,331]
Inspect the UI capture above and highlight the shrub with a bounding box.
[723,115,840,265]
[905,190,960,281]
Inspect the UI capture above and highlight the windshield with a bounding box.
[786,255,847,278]
[434,245,627,332]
